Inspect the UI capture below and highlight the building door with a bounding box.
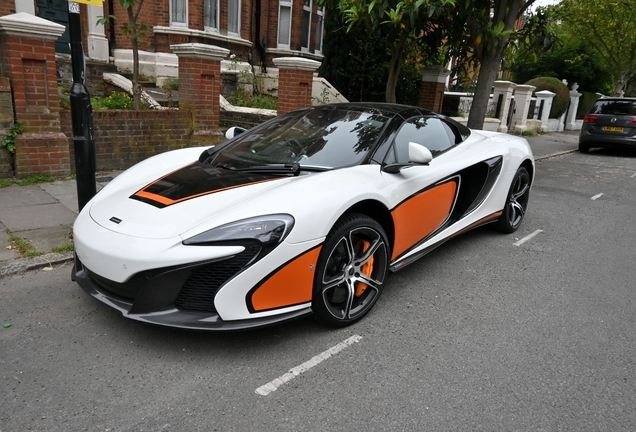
[36,0,70,54]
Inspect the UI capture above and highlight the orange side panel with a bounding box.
[391,181,457,260]
[250,246,322,312]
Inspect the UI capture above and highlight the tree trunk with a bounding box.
[127,6,142,110]
[385,32,408,103]
[466,53,501,130]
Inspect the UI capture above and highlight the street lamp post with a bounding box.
[67,1,97,212]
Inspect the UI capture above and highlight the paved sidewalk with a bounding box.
[0,131,580,276]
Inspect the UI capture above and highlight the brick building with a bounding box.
[1,0,325,83]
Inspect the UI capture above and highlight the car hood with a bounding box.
[89,161,294,239]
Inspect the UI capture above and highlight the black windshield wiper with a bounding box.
[235,163,301,176]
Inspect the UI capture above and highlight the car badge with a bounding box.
[109,217,122,224]
[611,117,617,123]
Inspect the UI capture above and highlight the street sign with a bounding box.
[69,0,104,7]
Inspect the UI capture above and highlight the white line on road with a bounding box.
[514,229,543,246]
[631,173,636,178]
[255,335,363,396]
[591,193,604,200]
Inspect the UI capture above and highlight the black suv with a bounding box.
[579,97,636,153]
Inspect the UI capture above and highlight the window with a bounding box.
[315,5,324,53]
[278,0,292,48]
[170,0,187,27]
[391,117,456,162]
[204,0,219,31]
[301,0,312,51]
[228,0,241,35]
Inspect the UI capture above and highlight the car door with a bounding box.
[381,115,472,261]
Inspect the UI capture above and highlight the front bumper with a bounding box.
[72,254,312,331]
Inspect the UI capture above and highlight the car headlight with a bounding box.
[182,214,295,260]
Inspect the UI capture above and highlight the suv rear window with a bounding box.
[589,100,636,115]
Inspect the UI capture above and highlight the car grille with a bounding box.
[175,243,261,313]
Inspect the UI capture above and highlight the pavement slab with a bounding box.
[0,202,77,232]
[0,184,57,207]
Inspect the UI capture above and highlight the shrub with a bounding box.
[91,92,135,110]
[525,77,570,118]
[576,91,602,119]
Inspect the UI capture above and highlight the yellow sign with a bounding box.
[70,0,104,6]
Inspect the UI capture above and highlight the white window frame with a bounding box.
[301,0,312,52]
[204,0,220,32]
[315,5,325,54]
[170,0,188,28]
[277,0,293,49]
[227,0,241,36]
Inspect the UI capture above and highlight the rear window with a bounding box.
[589,100,636,115]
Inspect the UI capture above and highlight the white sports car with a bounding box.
[72,103,534,330]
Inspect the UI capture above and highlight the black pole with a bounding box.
[68,1,96,212]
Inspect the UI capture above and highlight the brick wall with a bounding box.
[221,109,275,129]
[60,109,195,172]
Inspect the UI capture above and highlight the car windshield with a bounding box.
[589,100,636,115]
[211,108,390,170]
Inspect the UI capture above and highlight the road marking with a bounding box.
[631,173,636,178]
[514,229,543,246]
[591,193,604,200]
[255,334,363,396]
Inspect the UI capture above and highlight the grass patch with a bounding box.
[9,236,43,258]
[51,243,74,253]
[0,175,56,189]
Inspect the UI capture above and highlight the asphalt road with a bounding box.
[1,148,635,431]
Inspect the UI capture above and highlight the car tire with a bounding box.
[579,142,590,153]
[495,167,531,234]
[312,213,389,327]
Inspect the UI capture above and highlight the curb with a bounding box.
[535,149,579,161]
[0,252,74,278]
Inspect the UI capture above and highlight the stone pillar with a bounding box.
[512,85,536,134]
[565,83,582,131]
[492,80,516,133]
[418,65,451,112]
[273,57,321,114]
[535,90,555,132]
[171,43,228,145]
[0,13,70,178]
[87,4,109,61]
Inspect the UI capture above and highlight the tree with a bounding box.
[319,6,437,105]
[556,0,636,96]
[440,0,537,129]
[98,0,147,109]
[335,0,456,103]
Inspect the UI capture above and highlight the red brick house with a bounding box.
[1,0,326,82]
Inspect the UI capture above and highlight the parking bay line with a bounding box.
[514,229,543,246]
[591,193,604,200]
[255,334,363,396]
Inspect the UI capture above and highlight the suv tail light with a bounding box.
[630,118,636,125]
[584,115,598,123]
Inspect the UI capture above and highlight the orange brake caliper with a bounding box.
[355,240,375,297]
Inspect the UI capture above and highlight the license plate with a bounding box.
[603,126,624,132]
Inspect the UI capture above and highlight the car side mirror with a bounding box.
[408,142,433,164]
[382,142,433,174]
[225,126,247,139]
